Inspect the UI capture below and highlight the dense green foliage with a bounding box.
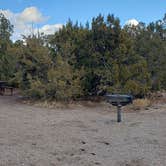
[0,13,15,81]
[0,13,166,100]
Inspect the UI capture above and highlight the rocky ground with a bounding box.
[0,95,166,166]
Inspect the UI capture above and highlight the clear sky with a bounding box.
[0,0,166,40]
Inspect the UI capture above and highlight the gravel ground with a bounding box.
[0,96,166,166]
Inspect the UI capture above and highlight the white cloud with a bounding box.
[37,24,63,35]
[18,7,47,23]
[0,7,62,41]
[125,19,139,26]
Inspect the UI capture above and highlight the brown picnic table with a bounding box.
[0,81,14,96]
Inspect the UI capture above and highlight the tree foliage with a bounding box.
[0,13,166,100]
[0,13,14,81]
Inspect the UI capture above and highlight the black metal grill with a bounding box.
[105,94,133,122]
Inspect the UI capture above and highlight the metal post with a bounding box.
[117,104,122,122]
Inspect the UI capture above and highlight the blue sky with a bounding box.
[0,0,166,40]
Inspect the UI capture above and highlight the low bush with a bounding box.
[132,98,151,110]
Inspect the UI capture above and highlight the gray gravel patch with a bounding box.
[0,96,166,166]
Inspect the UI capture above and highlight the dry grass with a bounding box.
[132,98,151,110]
[23,99,99,110]
[148,91,166,104]
[22,99,112,112]
[21,92,166,112]
[33,100,71,109]
[22,98,152,111]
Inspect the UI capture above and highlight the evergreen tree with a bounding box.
[0,13,14,81]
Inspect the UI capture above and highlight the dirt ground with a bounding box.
[0,95,166,166]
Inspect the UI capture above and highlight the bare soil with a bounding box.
[0,95,166,166]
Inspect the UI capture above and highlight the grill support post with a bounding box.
[117,104,122,122]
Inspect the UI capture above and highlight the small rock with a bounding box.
[81,141,86,144]
[90,152,96,156]
[80,148,85,152]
